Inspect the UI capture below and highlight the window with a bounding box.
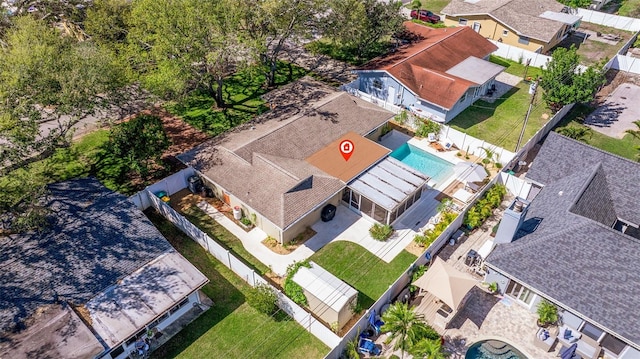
[502,29,509,36]
[459,93,467,103]
[459,18,468,25]
[580,322,604,341]
[601,334,627,355]
[360,196,373,217]
[518,36,530,45]
[373,205,387,223]
[373,79,383,90]
[506,281,534,305]
[170,297,190,315]
[109,345,125,358]
[342,188,351,204]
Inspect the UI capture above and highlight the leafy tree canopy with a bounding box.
[557,0,591,9]
[540,45,605,112]
[322,0,404,61]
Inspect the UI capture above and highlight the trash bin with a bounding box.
[188,175,203,194]
[321,204,336,222]
[233,206,242,220]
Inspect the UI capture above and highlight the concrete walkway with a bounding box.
[197,192,442,275]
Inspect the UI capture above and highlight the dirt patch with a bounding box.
[406,240,428,257]
[170,189,255,231]
[596,69,640,103]
[261,227,317,255]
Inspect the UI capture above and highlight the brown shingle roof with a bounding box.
[178,81,394,230]
[359,22,497,109]
[306,132,390,182]
[442,0,568,43]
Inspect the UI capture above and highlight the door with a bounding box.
[472,22,481,32]
[387,86,396,105]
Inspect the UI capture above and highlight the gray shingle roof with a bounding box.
[0,178,173,334]
[178,82,394,229]
[487,133,640,347]
[441,0,570,43]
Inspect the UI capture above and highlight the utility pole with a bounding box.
[523,58,531,81]
[515,77,540,152]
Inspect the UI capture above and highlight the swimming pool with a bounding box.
[390,143,454,185]
[465,340,527,359]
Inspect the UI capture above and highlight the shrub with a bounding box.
[463,184,507,229]
[240,217,252,226]
[414,209,458,247]
[409,265,428,293]
[415,119,441,138]
[394,110,409,125]
[246,283,278,315]
[537,300,558,326]
[284,261,311,305]
[369,223,394,241]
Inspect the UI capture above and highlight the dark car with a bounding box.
[410,9,441,24]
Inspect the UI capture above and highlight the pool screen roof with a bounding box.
[348,157,430,211]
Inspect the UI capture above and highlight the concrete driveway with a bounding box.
[584,83,640,138]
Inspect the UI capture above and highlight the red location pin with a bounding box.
[339,140,354,161]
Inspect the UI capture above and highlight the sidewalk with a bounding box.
[197,196,442,276]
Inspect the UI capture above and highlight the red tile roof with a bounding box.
[359,22,498,109]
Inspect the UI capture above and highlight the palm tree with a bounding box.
[410,0,422,12]
[410,338,448,359]
[557,126,592,142]
[380,302,429,359]
[625,120,640,161]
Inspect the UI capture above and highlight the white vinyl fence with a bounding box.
[576,8,640,32]
[491,41,588,72]
[440,125,516,166]
[498,171,532,199]
[147,190,341,348]
[129,167,196,210]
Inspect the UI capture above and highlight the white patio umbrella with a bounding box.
[412,257,478,310]
[453,162,488,183]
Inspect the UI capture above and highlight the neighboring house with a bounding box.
[441,0,581,53]
[485,133,640,358]
[179,78,431,244]
[349,22,504,123]
[0,178,209,359]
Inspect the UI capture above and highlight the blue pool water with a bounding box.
[465,340,527,359]
[390,143,454,184]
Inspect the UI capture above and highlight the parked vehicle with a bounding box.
[410,9,441,24]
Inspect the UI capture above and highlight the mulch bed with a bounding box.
[261,226,317,255]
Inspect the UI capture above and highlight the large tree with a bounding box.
[236,0,326,87]
[0,17,126,231]
[84,0,131,47]
[540,45,605,112]
[322,0,404,61]
[126,0,247,108]
[380,302,430,359]
[557,0,591,9]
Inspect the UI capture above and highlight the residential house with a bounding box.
[441,0,581,53]
[348,22,504,123]
[0,178,209,359]
[178,78,431,244]
[484,133,640,358]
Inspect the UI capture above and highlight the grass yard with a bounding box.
[309,242,417,309]
[167,62,307,137]
[179,205,270,276]
[490,55,543,80]
[553,103,640,161]
[147,210,328,359]
[617,0,640,17]
[448,82,549,151]
[412,0,452,13]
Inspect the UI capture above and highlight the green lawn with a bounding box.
[553,103,640,161]
[489,55,543,80]
[167,62,307,137]
[448,81,549,151]
[180,205,271,276]
[309,242,417,309]
[147,210,328,359]
[413,0,452,13]
[617,0,640,17]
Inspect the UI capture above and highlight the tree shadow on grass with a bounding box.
[448,86,522,130]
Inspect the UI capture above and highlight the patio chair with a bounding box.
[358,338,381,356]
[427,132,437,143]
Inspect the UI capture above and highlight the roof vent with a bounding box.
[513,201,524,213]
[558,191,563,196]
